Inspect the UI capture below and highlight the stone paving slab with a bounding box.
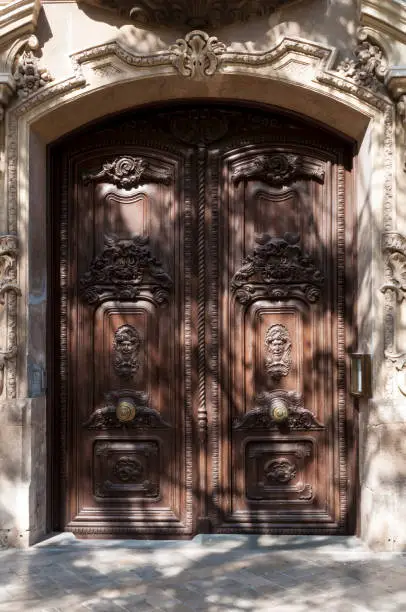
[0,535,405,611]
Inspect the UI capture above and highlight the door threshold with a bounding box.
[32,531,368,552]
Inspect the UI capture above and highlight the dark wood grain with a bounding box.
[49,104,356,537]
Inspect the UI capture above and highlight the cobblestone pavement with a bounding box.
[0,535,405,612]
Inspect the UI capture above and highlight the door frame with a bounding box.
[46,100,360,536]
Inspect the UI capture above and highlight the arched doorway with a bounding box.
[49,102,357,537]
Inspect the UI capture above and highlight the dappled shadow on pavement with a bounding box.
[0,536,405,611]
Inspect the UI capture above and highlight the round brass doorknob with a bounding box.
[116,398,136,422]
[270,398,289,423]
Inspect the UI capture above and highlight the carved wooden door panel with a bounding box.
[209,143,355,533]
[51,105,356,537]
[54,141,197,537]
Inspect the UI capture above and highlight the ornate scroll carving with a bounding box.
[83,389,171,430]
[336,28,387,92]
[170,30,226,79]
[80,234,172,305]
[0,236,21,396]
[233,390,323,430]
[232,154,325,187]
[83,156,171,189]
[264,324,292,380]
[113,324,141,379]
[265,459,297,484]
[13,36,53,99]
[231,233,324,305]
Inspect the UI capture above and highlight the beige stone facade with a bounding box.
[1,0,406,550]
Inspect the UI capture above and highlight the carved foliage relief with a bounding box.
[231,232,324,305]
[232,154,325,187]
[80,234,173,305]
[0,235,21,397]
[13,36,53,99]
[113,324,141,379]
[234,389,323,430]
[83,156,171,189]
[84,389,171,430]
[336,29,387,92]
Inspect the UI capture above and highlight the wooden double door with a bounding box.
[50,104,357,537]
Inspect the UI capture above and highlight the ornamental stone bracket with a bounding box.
[336,27,388,93]
[0,0,43,119]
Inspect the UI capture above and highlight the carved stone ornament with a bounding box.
[170,30,226,79]
[80,234,172,305]
[83,389,171,429]
[396,95,406,171]
[0,236,21,396]
[232,154,325,187]
[113,324,141,379]
[336,28,387,92]
[78,0,297,29]
[231,232,324,305]
[13,35,53,99]
[264,459,297,484]
[264,324,292,380]
[380,232,406,394]
[233,389,323,430]
[83,156,171,189]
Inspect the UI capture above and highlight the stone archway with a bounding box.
[1,17,403,547]
[47,101,358,537]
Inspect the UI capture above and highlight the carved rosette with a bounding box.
[265,459,297,484]
[231,232,324,305]
[113,324,141,379]
[80,234,172,305]
[170,30,226,79]
[83,156,171,189]
[233,390,323,430]
[83,389,171,430]
[232,154,325,187]
[264,324,292,380]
